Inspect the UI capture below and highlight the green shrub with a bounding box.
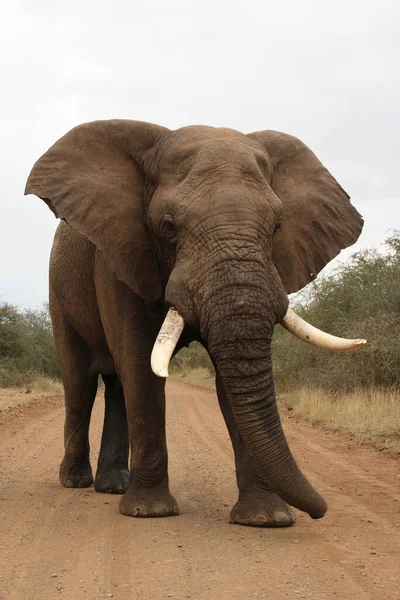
[0,302,59,387]
[273,231,400,392]
[170,342,215,376]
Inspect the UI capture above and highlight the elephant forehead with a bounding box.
[157,127,269,178]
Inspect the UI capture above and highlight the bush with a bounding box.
[273,232,400,392]
[170,342,215,377]
[0,302,59,387]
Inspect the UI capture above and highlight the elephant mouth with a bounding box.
[150,306,366,378]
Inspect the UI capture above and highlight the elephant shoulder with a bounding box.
[50,221,96,295]
[51,221,96,264]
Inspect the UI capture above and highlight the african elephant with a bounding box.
[25,120,364,527]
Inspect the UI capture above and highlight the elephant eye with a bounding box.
[273,218,282,235]
[161,217,177,241]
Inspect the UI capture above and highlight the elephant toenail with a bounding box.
[254,514,270,524]
[153,503,165,515]
[273,510,291,524]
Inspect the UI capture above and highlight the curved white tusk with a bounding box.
[151,307,185,378]
[281,308,367,352]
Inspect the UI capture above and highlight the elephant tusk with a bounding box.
[281,307,367,351]
[151,307,185,377]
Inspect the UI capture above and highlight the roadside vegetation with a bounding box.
[170,343,215,389]
[272,231,400,392]
[0,302,59,389]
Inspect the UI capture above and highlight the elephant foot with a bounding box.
[94,467,130,494]
[60,453,94,488]
[230,491,296,528]
[119,488,179,518]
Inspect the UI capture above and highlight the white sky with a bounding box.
[1,0,399,308]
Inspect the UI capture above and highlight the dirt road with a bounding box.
[0,380,399,600]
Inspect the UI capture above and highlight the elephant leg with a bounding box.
[55,321,97,489]
[216,374,296,527]
[94,375,130,494]
[118,366,179,518]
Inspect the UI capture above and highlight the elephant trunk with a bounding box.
[202,291,327,519]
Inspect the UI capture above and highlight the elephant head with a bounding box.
[25,120,364,519]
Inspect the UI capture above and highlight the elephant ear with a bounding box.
[248,130,364,294]
[25,120,167,301]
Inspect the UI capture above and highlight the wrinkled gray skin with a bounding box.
[25,121,363,527]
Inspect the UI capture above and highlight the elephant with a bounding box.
[25,120,364,527]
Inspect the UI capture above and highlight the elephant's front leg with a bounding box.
[119,365,179,518]
[216,374,296,527]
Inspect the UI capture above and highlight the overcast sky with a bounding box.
[1,0,399,308]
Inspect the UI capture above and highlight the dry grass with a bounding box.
[29,376,63,394]
[279,387,400,442]
[0,377,63,411]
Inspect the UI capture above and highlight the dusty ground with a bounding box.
[0,380,399,600]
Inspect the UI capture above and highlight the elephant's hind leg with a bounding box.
[51,297,97,489]
[58,339,98,489]
[94,375,129,494]
[216,374,296,527]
